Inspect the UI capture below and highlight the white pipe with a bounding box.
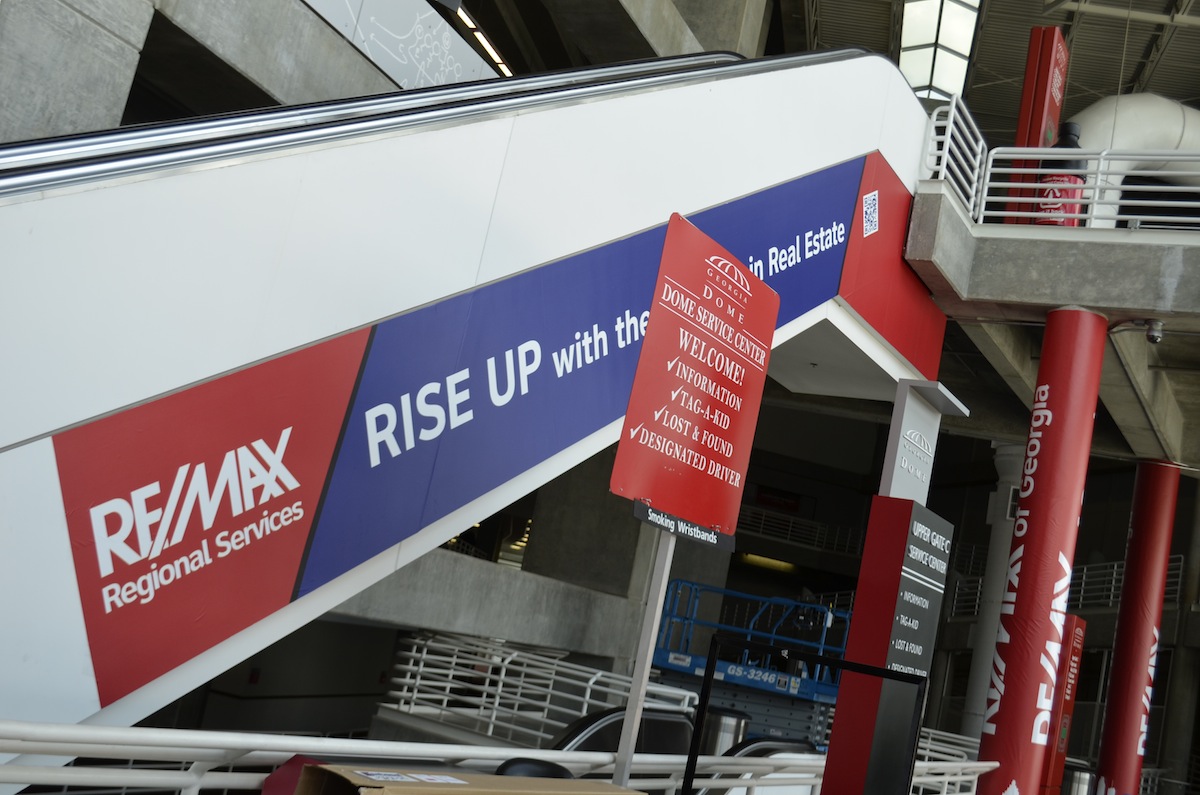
[1069,94,1200,226]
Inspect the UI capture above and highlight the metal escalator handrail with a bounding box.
[0,52,743,172]
[0,48,874,201]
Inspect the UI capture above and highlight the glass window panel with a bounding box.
[900,47,935,89]
[940,1,978,55]
[902,0,940,48]
[932,49,968,95]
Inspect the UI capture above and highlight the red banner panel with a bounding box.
[55,331,369,705]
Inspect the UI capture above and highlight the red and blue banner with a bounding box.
[54,153,941,705]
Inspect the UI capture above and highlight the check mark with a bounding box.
[654,405,667,422]
[671,386,683,401]
[667,356,679,371]
[629,423,644,439]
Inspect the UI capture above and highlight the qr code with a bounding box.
[862,190,880,237]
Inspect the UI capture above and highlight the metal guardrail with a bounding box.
[735,504,864,556]
[0,54,745,176]
[928,97,1200,230]
[951,554,1185,617]
[980,149,1200,228]
[927,98,989,218]
[0,718,998,795]
[379,632,697,748]
[0,48,869,203]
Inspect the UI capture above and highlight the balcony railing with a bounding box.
[0,718,999,795]
[927,99,989,218]
[930,96,1200,229]
[735,504,864,556]
[951,554,1185,617]
[378,632,698,748]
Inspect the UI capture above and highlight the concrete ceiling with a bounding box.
[460,0,1200,473]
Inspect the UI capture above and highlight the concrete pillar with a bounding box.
[524,445,651,598]
[961,443,1026,738]
[976,308,1108,795]
[1096,462,1181,795]
[1158,486,1200,795]
[0,0,154,143]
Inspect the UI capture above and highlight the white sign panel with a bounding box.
[879,380,968,505]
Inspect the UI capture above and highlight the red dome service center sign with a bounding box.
[611,214,779,546]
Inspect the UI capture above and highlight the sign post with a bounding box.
[610,213,779,785]
[823,379,966,795]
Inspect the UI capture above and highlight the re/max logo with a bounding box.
[87,427,299,577]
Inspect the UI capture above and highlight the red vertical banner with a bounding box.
[977,308,1107,795]
[1008,26,1070,222]
[1015,26,1070,149]
[1040,615,1086,795]
[1096,462,1180,795]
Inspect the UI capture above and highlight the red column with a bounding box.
[977,308,1107,795]
[1095,461,1180,795]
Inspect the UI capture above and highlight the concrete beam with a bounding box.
[908,183,1200,329]
[156,0,395,104]
[0,0,153,143]
[331,548,644,664]
[959,322,1039,406]
[674,0,771,57]
[540,0,701,63]
[1102,330,1184,463]
[906,181,982,313]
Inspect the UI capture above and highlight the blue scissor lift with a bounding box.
[653,579,853,705]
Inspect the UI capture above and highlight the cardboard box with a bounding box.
[294,764,635,795]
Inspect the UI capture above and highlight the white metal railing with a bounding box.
[979,148,1200,227]
[0,719,998,795]
[916,728,980,762]
[926,98,1200,230]
[736,505,864,556]
[951,554,1185,617]
[927,97,989,218]
[380,632,697,747]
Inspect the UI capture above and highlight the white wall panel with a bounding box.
[0,117,514,450]
[477,55,929,283]
[0,441,99,728]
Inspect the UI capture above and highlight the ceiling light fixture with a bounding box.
[899,0,980,100]
[456,5,513,78]
[739,553,797,574]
